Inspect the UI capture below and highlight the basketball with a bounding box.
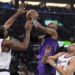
[26,10,39,20]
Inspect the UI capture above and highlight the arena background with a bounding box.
[0,0,75,75]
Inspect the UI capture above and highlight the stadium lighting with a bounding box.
[25,1,41,5]
[19,1,21,4]
[0,0,11,2]
[46,3,67,7]
[73,4,75,8]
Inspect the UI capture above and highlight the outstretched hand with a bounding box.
[16,3,26,15]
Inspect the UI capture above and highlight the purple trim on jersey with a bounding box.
[37,37,58,75]
[38,38,58,59]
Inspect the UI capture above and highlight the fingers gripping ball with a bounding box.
[26,10,39,20]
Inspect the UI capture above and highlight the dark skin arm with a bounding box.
[2,21,32,51]
[26,10,58,39]
[29,10,58,39]
[3,3,25,30]
[3,3,25,38]
[32,19,58,40]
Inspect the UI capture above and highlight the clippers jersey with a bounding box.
[56,54,75,75]
[0,39,11,70]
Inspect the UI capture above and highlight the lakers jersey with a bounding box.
[56,54,75,75]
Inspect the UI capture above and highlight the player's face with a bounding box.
[47,23,57,30]
[67,43,75,52]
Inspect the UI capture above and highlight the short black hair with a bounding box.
[0,26,5,38]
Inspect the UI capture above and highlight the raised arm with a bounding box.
[26,10,56,35]
[3,3,26,38]
[3,3,25,30]
[2,21,33,50]
[33,19,58,39]
[26,10,58,39]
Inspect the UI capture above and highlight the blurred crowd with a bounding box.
[10,44,40,75]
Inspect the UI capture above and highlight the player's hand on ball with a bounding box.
[26,10,39,20]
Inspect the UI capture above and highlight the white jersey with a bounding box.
[56,54,75,75]
[0,39,11,70]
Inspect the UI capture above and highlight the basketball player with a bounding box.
[26,10,58,75]
[0,5,33,75]
[42,43,75,75]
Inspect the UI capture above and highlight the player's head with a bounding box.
[47,23,58,30]
[0,26,8,39]
[67,43,75,53]
[26,9,39,20]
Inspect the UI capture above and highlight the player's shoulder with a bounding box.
[70,56,75,63]
[68,55,75,66]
